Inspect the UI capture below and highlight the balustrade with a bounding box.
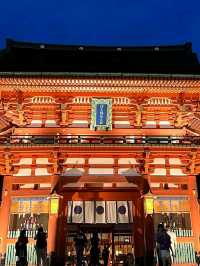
[0,135,200,146]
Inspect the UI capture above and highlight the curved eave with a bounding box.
[0,71,200,79]
[0,72,200,94]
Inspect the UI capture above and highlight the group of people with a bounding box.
[73,230,110,266]
[15,226,47,266]
[155,224,176,266]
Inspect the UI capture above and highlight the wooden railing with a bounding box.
[0,135,200,146]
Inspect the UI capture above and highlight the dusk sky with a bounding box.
[0,0,200,58]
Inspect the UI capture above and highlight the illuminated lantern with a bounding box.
[48,192,61,215]
[144,191,154,215]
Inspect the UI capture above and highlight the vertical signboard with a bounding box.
[90,98,112,130]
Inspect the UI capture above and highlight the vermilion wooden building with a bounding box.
[0,39,200,265]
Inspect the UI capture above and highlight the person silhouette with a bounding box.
[15,229,28,266]
[74,229,87,266]
[102,245,110,266]
[157,229,174,266]
[156,223,164,266]
[34,226,47,266]
[90,232,100,266]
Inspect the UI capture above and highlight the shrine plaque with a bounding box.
[90,98,112,130]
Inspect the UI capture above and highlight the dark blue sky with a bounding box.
[0,0,200,58]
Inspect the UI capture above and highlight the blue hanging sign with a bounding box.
[91,98,112,130]
[96,104,107,126]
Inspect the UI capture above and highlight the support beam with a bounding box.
[0,175,12,263]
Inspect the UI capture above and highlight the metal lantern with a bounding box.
[144,191,154,215]
[48,192,61,215]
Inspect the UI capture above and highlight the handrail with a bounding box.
[0,135,199,146]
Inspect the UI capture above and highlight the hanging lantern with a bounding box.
[48,192,61,215]
[144,191,154,215]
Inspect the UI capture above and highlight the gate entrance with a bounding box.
[65,224,134,265]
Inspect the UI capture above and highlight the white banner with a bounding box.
[67,201,73,223]
[85,201,94,223]
[117,201,129,223]
[67,200,133,224]
[106,201,117,223]
[95,201,106,223]
[128,201,133,223]
[72,201,84,223]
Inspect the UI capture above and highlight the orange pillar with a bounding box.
[47,195,65,265]
[47,175,59,265]
[56,196,66,265]
[189,175,200,251]
[47,215,58,255]
[144,214,155,266]
[133,195,145,266]
[0,175,12,262]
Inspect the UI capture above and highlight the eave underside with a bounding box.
[0,75,200,94]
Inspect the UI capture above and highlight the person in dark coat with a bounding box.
[74,229,87,266]
[157,229,174,266]
[90,232,100,266]
[15,230,28,266]
[34,226,47,266]
[156,223,164,266]
[102,245,110,266]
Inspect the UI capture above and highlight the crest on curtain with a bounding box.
[90,98,112,130]
[67,201,133,224]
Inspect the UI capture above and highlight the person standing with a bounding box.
[102,245,110,266]
[74,229,87,266]
[166,225,176,263]
[89,232,100,266]
[34,226,47,266]
[15,230,28,266]
[157,229,174,266]
[156,223,164,266]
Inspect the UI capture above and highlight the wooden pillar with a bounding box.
[47,214,58,255]
[51,173,59,193]
[47,196,64,265]
[47,174,61,265]
[0,175,12,262]
[144,214,155,266]
[133,195,145,266]
[56,196,66,265]
[189,175,200,251]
